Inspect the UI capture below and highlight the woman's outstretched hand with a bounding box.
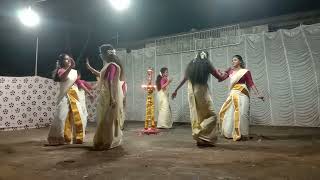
[171,91,177,100]
[86,58,90,68]
[257,94,265,101]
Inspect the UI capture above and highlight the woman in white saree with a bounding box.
[47,54,88,145]
[218,55,264,141]
[86,58,127,130]
[93,44,125,150]
[172,51,223,147]
[155,67,173,129]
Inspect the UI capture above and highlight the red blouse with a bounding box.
[104,64,117,81]
[216,68,255,88]
[104,64,126,95]
[160,77,168,89]
[75,79,93,90]
[58,68,93,90]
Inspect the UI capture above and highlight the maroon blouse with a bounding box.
[214,68,255,88]
[160,77,168,89]
[104,64,126,95]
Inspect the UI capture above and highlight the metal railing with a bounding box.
[155,24,241,55]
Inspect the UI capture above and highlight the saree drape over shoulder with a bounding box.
[47,69,87,145]
[219,69,251,141]
[93,63,124,150]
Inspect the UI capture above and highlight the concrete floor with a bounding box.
[0,122,320,180]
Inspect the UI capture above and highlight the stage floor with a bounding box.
[0,122,320,180]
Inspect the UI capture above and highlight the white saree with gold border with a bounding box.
[93,62,124,149]
[219,69,250,141]
[47,69,87,145]
[157,87,173,128]
[188,81,218,144]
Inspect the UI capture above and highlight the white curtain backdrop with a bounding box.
[119,24,320,127]
[1,24,320,131]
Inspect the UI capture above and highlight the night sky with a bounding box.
[0,0,319,80]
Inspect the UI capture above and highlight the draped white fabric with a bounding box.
[1,24,319,131]
[119,23,320,127]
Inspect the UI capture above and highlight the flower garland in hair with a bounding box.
[199,51,207,60]
[159,71,163,77]
[193,51,207,63]
[107,49,116,55]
